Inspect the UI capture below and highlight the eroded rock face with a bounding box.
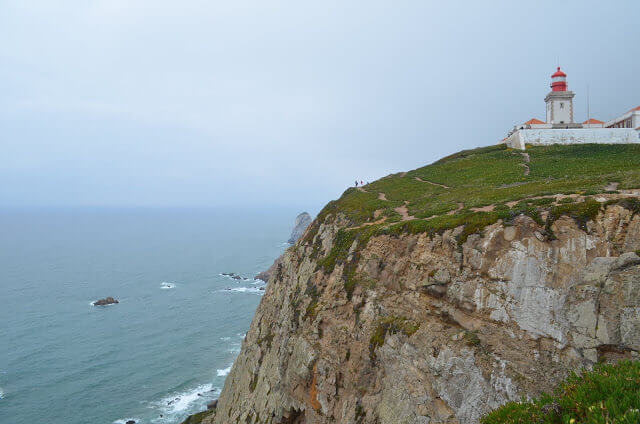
[205,207,640,424]
[288,213,313,244]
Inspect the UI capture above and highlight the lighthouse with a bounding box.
[545,67,575,126]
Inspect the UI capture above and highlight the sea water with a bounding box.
[0,208,296,424]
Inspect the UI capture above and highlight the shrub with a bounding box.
[369,316,419,360]
[481,360,640,424]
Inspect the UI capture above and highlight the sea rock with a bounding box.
[207,399,218,410]
[255,212,314,282]
[288,212,313,244]
[93,297,118,306]
[254,255,283,283]
[203,206,640,424]
[125,420,136,424]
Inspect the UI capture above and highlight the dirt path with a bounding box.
[378,192,387,201]
[520,152,530,176]
[605,182,619,191]
[414,177,450,189]
[446,202,464,215]
[394,201,415,221]
[471,205,495,212]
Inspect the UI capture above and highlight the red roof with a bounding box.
[628,106,640,113]
[524,118,545,125]
[583,118,604,124]
[551,67,566,78]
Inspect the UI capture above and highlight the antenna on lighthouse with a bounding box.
[587,83,590,125]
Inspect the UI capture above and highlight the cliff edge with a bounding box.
[201,144,640,424]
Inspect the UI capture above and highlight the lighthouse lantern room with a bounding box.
[545,67,575,126]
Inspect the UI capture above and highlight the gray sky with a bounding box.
[2,0,639,210]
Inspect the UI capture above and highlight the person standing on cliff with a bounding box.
[355,180,358,187]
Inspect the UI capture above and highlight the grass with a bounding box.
[312,144,640,228]
[369,316,419,360]
[481,360,640,424]
[300,144,640,301]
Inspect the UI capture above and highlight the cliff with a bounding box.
[288,213,313,244]
[200,144,640,424]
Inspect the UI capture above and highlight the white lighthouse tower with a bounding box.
[545,67,575,126]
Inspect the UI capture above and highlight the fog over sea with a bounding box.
[0,208,298,424]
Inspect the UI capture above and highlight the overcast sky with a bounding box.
[1,0,639,210]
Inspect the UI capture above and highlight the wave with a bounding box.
[219,272,256,283]
[216,366,232,377]
[160,282,175,289]
[0,387,4,399]
[218,286,264,295]
[148,383,220,423]
[113,418,139,424]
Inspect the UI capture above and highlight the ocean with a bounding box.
[0,208,297,424]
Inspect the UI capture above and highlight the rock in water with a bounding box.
[254,255,282,283]
[287,212,312,244]
[93,297,118,306]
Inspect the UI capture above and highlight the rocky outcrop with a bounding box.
[288,213,313,244]
[204,204,640,424]
[92,297,118,306]
[255,213,313,282]
[254,256,282,283]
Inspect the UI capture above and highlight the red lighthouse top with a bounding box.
[551,67,567,91]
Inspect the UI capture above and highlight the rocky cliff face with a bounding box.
[288,213,313,244]
[204,202,640,424]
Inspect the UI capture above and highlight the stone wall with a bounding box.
[505,128,639,150]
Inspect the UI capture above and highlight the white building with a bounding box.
[606,106,640,130]
[504,67,639,150]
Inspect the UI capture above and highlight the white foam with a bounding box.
[219,286,264,295]
[216,366,232,377]
[113,418,139,424]
[226,344,241,354]
[160,282,175,289]
[149,383,220,423]
[0,387,4,399]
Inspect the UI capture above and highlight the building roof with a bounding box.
[524,118,545,125]
[628,106,640,113]
[583,118,604,124]
[551,67,566,78]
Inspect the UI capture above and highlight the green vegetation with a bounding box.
[302,144,640,298]
[481,360,640,424]
[369,316,420,360]
[304,284,320,320]
[314,144,640,228]
[180,410,215,424]
[463,330,481,347]
[547,199,601,232]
